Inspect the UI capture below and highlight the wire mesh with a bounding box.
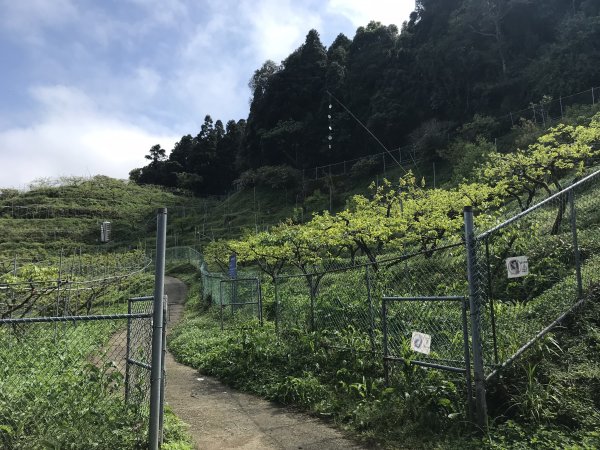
[200,264,224,306]
[275,274,313,333]
[127,297,154,409]
[476,170,600,376]
[0,313,152,449]
[383,297,468,372]
[219,278,262,329]
[163,246,203,269]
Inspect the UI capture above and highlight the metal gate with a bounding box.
[382,295,473,413]
[219,277,263,330]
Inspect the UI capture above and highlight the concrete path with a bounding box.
[164,276,367,450]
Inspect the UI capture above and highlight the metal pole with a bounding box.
[365,264,375,353]
[257,278,263,326]
[149,208,167,450]
[159,295,168,444]
[569,191,583,298]
[464,206,488,431]
[382,298,389,386]
[125,298,132,404]
[461,297,474,422]
[274,277,280,334]
[592,87,595,105]
[220,281,224,331]
[309,275,315,332]
[485,238,499,366]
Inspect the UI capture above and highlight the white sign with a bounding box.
[506,256,529,278]
[411,331,431,355]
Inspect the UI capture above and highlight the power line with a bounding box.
[327,90,407,173]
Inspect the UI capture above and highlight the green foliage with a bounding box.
[129,2,600,196]
[0,320,142,449]
[445,137,496,182]
[234,165,301,190]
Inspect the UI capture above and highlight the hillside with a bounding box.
[0,176,197,257]
[129,0,600,199]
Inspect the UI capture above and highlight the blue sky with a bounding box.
[0,0,415,188]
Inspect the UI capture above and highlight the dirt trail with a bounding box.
[164,276,367,450]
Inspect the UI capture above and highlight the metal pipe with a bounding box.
[486,297,586,382]
[125,298,132,404]
[485,238,499,366]
[257,279,263,326]
[478,169,600,239]
[159,295,168,444]
[464,206,488,430]
[383,296,465,302]
[127,359,153,371]
[461,297,475,422]
[149,208,167,450]
[569,191,583,298]
[383,357,467,374]
[0,312,152,324]
[382,298,389,386]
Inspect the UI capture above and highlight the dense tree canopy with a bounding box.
[131,1,600,195]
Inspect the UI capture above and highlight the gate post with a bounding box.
[149,208,167,450]
[159,294,168,444]
[569,191,583,299]
[464,206,488,431]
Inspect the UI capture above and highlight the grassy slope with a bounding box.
[0,178,197,448]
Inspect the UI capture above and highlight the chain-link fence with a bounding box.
[163,246,203,269]
[200,263,224,306]
[475,169,600,380]
[0,311,153,449]
[192,169,600,426]
[0,250,152,320]
[218,277,262,329]
[0,210,169,449]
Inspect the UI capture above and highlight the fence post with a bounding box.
[382,298,390,386]
[125,298,132,404]
[464,206,488,431]
[257,278,263,326]
[485,238,499,366]
[274,276,280,334]
[365,264,375,353]
[159,294,168,444]
[309,275,315,332]
[592,87,595,105]
[149,208,167,450]
[569,191,583,298]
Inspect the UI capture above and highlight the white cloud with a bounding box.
[241,0,324,62]
[327,0,415,28]
[1,85,179,189]
[0,0,416,188]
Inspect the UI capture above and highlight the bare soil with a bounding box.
[164,276,368,450]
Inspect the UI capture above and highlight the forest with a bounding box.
[129,0,600,195]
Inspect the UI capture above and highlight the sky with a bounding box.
[0,0,415,189]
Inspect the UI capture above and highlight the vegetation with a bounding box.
[203,113,600,281]
[2,4,600,447]
[0,229,193,447]
[131,0,600,197]
[167,106,600,449]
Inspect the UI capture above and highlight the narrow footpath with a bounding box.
[164,276,367,450]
